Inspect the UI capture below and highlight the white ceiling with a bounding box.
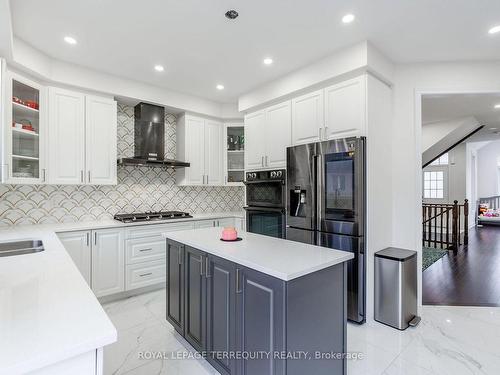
[10,0,500,103]
[422,93,500,143]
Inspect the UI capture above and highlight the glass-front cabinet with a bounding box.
[223,123,244,185]
[3,72,46,184]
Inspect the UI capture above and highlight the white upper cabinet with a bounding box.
[292,90,324,145]
[48,89,117,185]
[183,116,205,185]
[3,72,47,184]
[324,76,366,140]
[176,114,223,186]
[48,88,85,184]
[205,119,223,185]
[223,123,245,185]
[85,95,117,185]
[244,110,266,170]
[265,101,291,168]
[244,101,291,171]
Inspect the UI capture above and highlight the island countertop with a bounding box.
[162,227,354,281]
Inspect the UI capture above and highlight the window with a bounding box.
[423,171,444,199]
[430,153,449,166]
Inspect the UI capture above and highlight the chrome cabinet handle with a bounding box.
[178,247,183,264]
[42,169,46,183]
[139,272,153,277]
[324,126,328,139]
[265,156,268,167]
[86,232,90,246]
[139,248,153,252]
[236,268,242,293]
[261,156,264,167]
[88,171,91,184]
[80,170,84,183]
[318,127,322,140]
[205,257,211,278]
[94,232,97,246]
[206,174,209,184]
[225,175,228,184]
[200,256,205,276]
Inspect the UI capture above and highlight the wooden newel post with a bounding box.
[452,200,459,250]
[464,199,469,245]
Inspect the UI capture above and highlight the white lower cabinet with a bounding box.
[91,228,125,297]
[57,219,240,297]
[194,217,236,228]
[217,217,235,227]
[57,231,91,286]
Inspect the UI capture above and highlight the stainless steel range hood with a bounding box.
[117,103,190,168]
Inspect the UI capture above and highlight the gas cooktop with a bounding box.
[113,211,192,223]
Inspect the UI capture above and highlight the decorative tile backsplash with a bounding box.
[0,104,244,227]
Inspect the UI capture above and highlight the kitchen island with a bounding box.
[162,227,354,375]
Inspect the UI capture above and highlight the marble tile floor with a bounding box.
[102,289,500,375]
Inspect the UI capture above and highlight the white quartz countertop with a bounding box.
[0,227,117,374]
[163,227,354,281]
[0,211,245,234]
[0,211,243,373]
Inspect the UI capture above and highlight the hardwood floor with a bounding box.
[423,225,500,306]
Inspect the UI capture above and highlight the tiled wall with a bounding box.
[0,104,244,227]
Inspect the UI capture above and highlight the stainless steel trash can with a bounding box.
[374,247,418,330]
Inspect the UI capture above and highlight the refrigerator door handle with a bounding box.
[316,153,323,244]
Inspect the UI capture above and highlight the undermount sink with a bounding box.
[0,240,45,257]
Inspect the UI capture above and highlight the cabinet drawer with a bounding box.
[125,222,195,239]
[126,238,166,265]
[194,220,215,229]
[126,260,166,290]
[216,217,235,227]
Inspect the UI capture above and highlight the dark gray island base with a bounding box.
[165,238,348,375]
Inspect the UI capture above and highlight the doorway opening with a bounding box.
[420,92,500,307]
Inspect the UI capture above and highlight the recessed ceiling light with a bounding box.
[488,25,500,34]
[263,58,273,65]
[154,65,165,72]
[63,36,77,45]
[216,84,225,90]
[342,14,355,24]
[494,104,500,109]
[225,10,239,20]
[490,127,498,130]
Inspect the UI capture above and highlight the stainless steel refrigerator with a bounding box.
[286,137,366,323]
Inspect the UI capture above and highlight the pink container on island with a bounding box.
[221,226,238,241]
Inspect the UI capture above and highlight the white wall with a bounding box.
[477,140,500,198]
[392,61,500,309]
[422,143,467,204]
[422,117,477,152]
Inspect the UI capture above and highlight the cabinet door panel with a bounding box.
[244,111,266,170]
[184,246,207,352]
[237,267,286,375]
[292,90,324,145]
[265,101,291,169]
[206,255,237,375]
[48,88,85,184]
[91,229,124,297]
[324,76,366,139]
[58,231,91,285]
[185,117,205,185]
[85,96,117,185]
[166,240,184,334]
[205,120,223,185]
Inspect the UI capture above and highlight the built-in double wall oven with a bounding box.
[244,169,286,239]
